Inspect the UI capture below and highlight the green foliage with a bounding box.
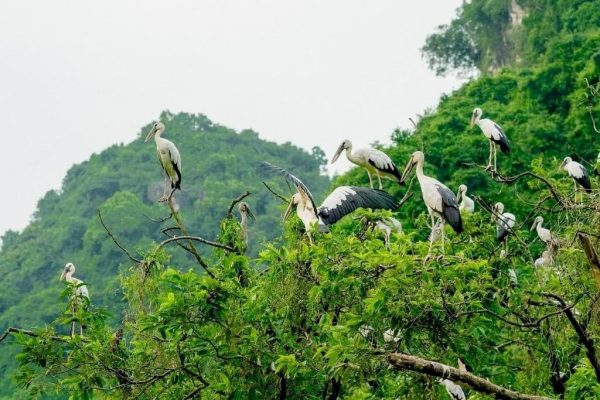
[0,112,328,398]
[3,1,600,398]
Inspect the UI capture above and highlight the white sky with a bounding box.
[0,0,463,236]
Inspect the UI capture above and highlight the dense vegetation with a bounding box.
[1,0,600,398]
[0,112,328,398]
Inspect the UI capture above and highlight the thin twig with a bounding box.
[227,191,252,217]
[97,210,142,263]
[263,181,289,203]
[0,327,66,343]
[158,236,235,252]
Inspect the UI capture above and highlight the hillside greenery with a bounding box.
[0,112,329,398]
[2,0,600,399]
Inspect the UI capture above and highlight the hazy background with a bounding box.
[0,0,463,235]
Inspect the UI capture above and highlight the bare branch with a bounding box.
[97,210,142,263]
[263,181,289,203]
[158,235,235,252]
[0,327,66,343]
[388,353,552,400]
[227,191,252,217]
[541,292,600,382]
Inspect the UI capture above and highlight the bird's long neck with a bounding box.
[240,213,248,228]
[414,159,425,182]
[154,129,164,144]
[345,145,358,163]
[63,272,74,283]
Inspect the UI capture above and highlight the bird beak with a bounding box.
[400,156,415,183]
[331,144,344,163]
[490,208,497,222]
[144,126,156,142]
[456,191,463,204]
[530,220,537,231]
[559,159,567,169]
[59,270,66,281]
[247,207,256,221]
[283,199,295,221]
[470,113,476,128]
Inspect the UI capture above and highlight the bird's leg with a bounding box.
[384,229,390,250]
[160,177,170,202]
[307,231,314,246]
[487,141,493,170]
[367,172,374,189]
[377,173,383,190]
[494,144,498,172]
[440,219,446,256]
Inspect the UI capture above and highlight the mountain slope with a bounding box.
[0,111,329,396]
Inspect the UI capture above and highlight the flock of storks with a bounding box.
[59,109,591,355]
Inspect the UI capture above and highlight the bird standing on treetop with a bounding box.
[261,162,399,244]
[400,151,462,256]
[145,121,182,202]
[456,184,475,213]
[492,202,515,254]
[531,216,560,249]
[60,263,89,337]
[237,202,255,251]
[331,139,403,189]
[470,107,510,172]
[560,156,591,195]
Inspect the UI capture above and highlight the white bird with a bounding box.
[531,216,559,248]
[383,328,401,343]
[145,122,182,202]
[60,263,89,337]
[470,108,510,171]
[560,156,591,194]
[361,217,402,249]
[492,202,515,252]
[237,202,255,251]
[400,151,463,255]
[358,325,374,339]
[261,162,398,244]
[438,378,466,400]
[331,140,403,189]
[437,358,467,400]
[456,184,475,213]
[534,249,553,268]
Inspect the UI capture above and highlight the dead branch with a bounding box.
[97,210,142,263]
[576,232,600,288]
[165,198,215,278]
[388,353,552,400]
[158,235,235,252]
[541,292,600,383]
[262,181,289,203]
[464,163,567,207]
[227,191,252,217]
[0,327,67,343]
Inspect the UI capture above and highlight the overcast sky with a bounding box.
[0,0,463,236]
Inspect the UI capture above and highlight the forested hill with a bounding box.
[2,1,600,399]
[338,0,600,229]
[0,111,329,396]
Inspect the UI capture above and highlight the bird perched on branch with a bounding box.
[456,184,475,213]
[437,358,467,400]
[560,156,591,197]
[60,263,89,337]
[331,139,402,189]
[400,151,462,256]
[470,107,510,172]
[145,121,182,202]
[531,216,560,249]
[237,202,255,251]
[261,162,399,244]
[492,202,515,253]
[361,217,402,249]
